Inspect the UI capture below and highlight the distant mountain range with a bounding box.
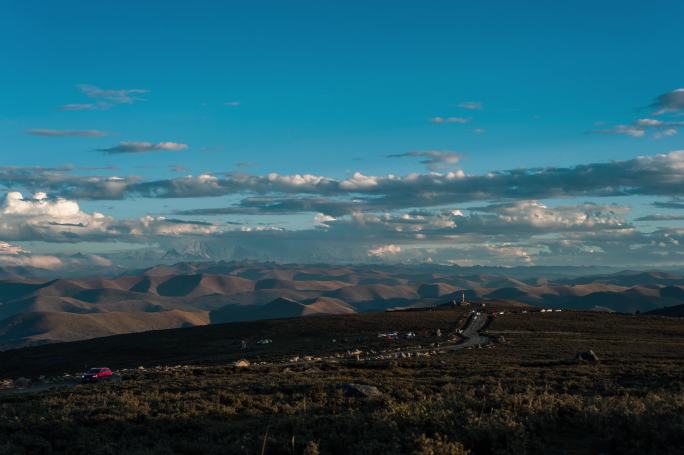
[1,261,683,350]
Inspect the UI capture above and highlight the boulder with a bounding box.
[575,350,600,364]
[234,359,251,368]
[343,383,382,398]
[14,377,31,388]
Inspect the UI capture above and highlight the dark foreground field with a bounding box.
[1,310,683,454]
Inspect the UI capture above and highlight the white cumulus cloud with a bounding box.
[368,244,402,257]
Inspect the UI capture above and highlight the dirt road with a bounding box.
[0,375,122,396]
[447,311,490,351]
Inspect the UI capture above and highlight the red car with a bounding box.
[81,367,113,383]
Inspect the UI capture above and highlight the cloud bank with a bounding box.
[4,152,684,211]
[4,150,684,267]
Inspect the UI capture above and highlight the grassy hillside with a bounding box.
[647,303,684,317]
[0,310,210,351]
[0,307,473,378]
[1,309,683,454]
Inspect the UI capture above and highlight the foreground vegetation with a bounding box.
[1,311,683,454]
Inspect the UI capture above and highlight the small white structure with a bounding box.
[455,291,470,306]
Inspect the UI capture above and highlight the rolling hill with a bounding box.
[0,310,210,350]
[2,261,684,349]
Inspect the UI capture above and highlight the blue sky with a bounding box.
[1,1,684,268]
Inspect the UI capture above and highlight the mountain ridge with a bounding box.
[2,261,684,350]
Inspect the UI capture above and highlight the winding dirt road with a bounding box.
[447,311,490,351]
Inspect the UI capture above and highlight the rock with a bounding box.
[234,359,251,368]
[14,377,31,388]
[575,350,600,364]
[343,383,382,398]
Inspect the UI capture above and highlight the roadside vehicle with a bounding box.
[81,367,113,383]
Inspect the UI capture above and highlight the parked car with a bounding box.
[81,367,113,383]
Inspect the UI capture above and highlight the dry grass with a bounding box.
[1,310,683,454]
